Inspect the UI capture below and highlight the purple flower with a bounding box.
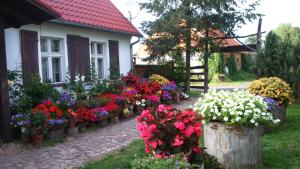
[162,91,172,101]
[60,91,76,107]
[264,97,279,110]
[161,82,177,91]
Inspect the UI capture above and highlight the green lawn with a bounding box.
[82,104,300,169]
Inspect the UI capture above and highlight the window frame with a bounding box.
[90,42,105,78]
[40,37,64,83]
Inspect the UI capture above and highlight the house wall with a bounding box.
[4,22,132,81]
[224,52,242,69]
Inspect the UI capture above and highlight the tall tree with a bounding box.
[257,24,300,98]
[140,0,260,94]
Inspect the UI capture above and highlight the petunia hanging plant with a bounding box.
[194,90,280,127]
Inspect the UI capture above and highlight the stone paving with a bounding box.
[0,119,138,169]
[0,99,197,169]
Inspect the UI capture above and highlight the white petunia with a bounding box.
[224,117,229,122]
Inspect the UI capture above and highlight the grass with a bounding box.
[209,71,256,87]
[82,104,300,169]
[261,104,300,169]
[82,140,145,169]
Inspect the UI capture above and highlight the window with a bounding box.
[40,37,63,83]
[91,42,105,78]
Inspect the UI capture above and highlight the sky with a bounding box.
[111,0,300,45]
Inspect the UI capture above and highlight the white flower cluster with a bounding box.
[136,99,146,107]
[194,90,280,126]
[65,73,85,83]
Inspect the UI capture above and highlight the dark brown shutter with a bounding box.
[67,35,90,80]
[108,40,120,78]
[20,30,39,84]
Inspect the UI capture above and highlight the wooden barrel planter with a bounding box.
[67,127,79,137]
[260,105,287,135]
[204,122,261,169]
[271,105,287,122]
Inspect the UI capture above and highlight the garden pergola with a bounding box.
[0,0,59,142]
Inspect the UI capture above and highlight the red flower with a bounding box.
[49,106,57,112]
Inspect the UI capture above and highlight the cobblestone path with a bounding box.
[0,119,138,169]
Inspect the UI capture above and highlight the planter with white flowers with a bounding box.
[194,90,280,169]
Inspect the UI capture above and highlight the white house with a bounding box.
[4,0,141,85]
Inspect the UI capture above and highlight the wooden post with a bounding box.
[203,23,209,93]
[0,17,13,142]
[257,18,262,51]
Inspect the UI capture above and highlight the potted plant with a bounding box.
[248,77,294,122]
[29,112,48,145]
[194,90,280,169]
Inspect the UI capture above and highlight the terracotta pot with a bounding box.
[32,134,44,145]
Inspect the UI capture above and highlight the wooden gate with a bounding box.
[189,66,207,90]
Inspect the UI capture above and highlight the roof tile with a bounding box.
[39,0,141,36]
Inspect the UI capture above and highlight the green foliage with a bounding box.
[257,24,300,98]
[218,53,226,74]
[11,74,60,114]
[227,55,239,80]
[241,54,253,72]
[145,52,186,85]
[131,155,190,169]
[208,54,220,82]
[29,112,48,136]
[89,79,125,95]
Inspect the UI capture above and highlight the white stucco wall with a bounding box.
[4,22,132,81]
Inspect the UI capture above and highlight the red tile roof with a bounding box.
[37,0,142,36]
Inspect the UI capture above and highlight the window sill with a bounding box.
[52,82,65,87]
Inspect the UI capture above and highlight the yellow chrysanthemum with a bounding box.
[248,77,294,105]
[148,74,170,85]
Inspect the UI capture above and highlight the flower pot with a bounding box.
[124,113,133,119]
[204,122,261,169]
[99,119,109,127]
[21,133,31,144]
[48,128,65,140]
[67,127,79,137]
[32,134,44,145]
[68,118,77,128]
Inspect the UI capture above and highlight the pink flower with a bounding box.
[172,135,184,147]
[184,126,194,137]
[148,124,157,133]
[174,122,185,130]
[155,153,163,159]
[158,104,166,112]
[149,141,158,149]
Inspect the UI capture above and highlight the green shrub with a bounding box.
[131,155,190,169]
[241,54,253,72]
[218,53,226,74]
[226,55,239,80]
[11,75,60,114]
[208,53,222,82]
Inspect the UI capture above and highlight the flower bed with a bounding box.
[10,72,180,145]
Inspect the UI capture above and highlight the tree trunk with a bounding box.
[204,122,261,169]
[204,25,209,93]
[184,12,192,95]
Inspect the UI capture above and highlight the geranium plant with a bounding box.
[248,77,294,105]
[194,90,280,126]
[137,105,202,159]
